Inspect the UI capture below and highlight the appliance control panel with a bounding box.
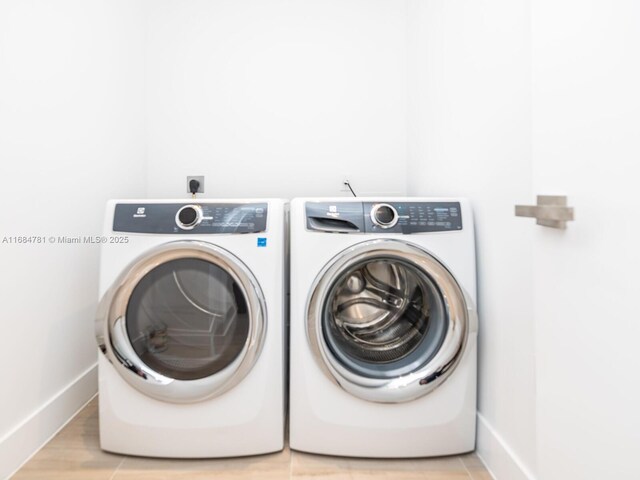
[305,201,462,234]
[113,203,268,234]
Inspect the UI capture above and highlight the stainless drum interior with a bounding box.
[307,239,469,403]
[323,258,448,379]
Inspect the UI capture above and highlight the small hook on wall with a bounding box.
[515,195,574,229]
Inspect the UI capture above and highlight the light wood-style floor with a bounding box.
[12,398,492,479]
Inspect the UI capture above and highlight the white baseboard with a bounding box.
[0,363,98,480]
[476,413,537,480]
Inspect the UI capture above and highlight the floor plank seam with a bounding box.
[459,456,473,480]
[108,456,127,480]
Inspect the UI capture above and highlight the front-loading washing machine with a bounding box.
[95,199,286,458]
[289,197,477,458]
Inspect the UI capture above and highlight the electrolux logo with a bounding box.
[133,207,146,218]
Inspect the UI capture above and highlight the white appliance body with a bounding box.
[96,199,286,458]
[289,197,477,458]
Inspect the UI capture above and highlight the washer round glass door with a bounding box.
[96,241,266,403]
[307,239,470,403]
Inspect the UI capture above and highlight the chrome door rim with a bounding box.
[306,239,471,403]
[96,240,267,404]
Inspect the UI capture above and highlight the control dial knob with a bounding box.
[370,203,399,229]
[175,204,203,230]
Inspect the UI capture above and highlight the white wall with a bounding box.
[409,1,640,479]
[407,1,536,479]
[0,1,147,477]
[531,1,640,479]
[145,0,408,199]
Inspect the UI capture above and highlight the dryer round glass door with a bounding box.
[96,241,267,404]
[125,258,249,381]
[307,239,471,403]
